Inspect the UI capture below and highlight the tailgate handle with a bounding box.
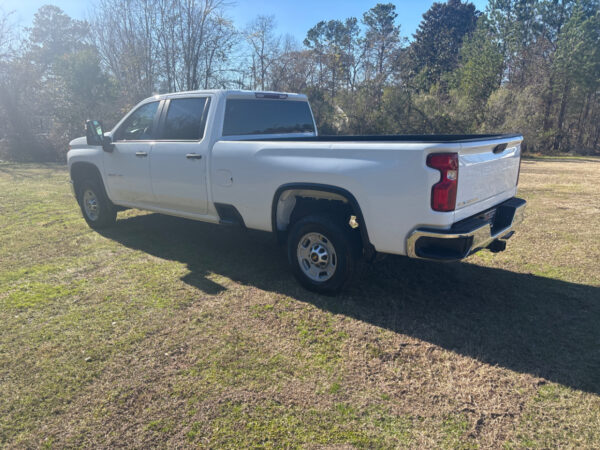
[493,143,508,154]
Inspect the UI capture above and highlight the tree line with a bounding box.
[0,0,598,161]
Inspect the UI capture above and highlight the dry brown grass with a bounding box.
[0,158,599,448]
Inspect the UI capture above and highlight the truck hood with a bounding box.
[69,136,87,146]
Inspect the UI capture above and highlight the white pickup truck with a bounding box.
[68,89,526,293]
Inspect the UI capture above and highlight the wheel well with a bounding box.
[271,184,375,256]
[70,162,103,189]
[69,162,115,207]
[289,197,353,228]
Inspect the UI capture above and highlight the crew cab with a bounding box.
[68,89,526,293]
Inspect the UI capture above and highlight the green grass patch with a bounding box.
[0,162,599,448]
[3,281,84,309]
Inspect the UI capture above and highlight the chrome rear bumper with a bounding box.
[406,197,526,261]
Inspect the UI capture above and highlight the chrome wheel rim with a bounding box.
[83,189,99,221]
[297,232,337,282]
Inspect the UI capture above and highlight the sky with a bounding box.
[1,0,489,41]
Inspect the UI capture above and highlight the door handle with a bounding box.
[186,153,202,160]
[135,151,148,157]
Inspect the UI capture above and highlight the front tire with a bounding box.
[287,215,356,294]
[76,179,117,229]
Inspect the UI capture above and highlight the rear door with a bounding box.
[104,101,160,204]
[149,96,211,214]
[455,135,522,212]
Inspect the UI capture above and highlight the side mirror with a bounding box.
[85,120,114,152]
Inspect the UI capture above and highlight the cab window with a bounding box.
[159,97,209,140]
[222,99,315,136]
[114,101,159,141]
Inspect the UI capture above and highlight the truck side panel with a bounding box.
[210,140,466,255]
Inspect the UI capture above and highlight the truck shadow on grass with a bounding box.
[99,212,600,394]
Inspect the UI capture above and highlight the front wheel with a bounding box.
[287,215,357,294]
[76,179,117,229]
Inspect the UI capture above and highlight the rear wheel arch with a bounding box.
[271,183,374,257]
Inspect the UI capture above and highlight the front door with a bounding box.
[103,101,160,204]
[149,97,210,214]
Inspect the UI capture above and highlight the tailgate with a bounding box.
[455,136,522,211]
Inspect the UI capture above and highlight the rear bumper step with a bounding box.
[406,197,526,261]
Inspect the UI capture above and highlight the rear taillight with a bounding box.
[427,153,458,212]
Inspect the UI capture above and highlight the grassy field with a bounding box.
[1,158,599,448]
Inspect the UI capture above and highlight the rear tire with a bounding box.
[76,179,117,229]
[287,214,357,294]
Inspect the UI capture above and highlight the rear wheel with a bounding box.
[76,179,117,229]
[287,215,357,294]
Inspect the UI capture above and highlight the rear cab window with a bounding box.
[222,97,315,137]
